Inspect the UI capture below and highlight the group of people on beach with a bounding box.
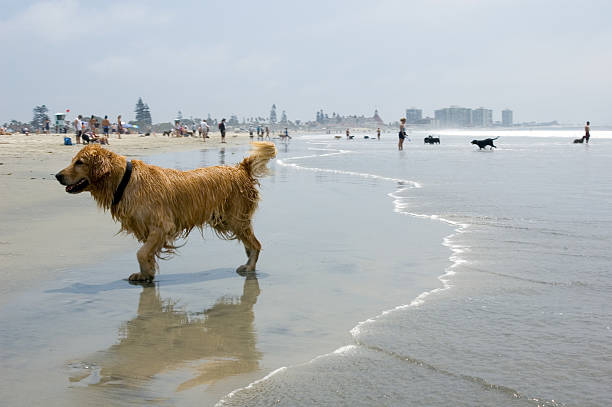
[344,128,382,141]
[71,114,122,145]
[167,118,285,144]
[172,119,217,140]
[248,125,272,140]
[171,120,209,139]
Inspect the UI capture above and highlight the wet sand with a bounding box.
[0,131,252,307]
[0,139,452,406]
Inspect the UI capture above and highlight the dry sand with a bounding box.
[0,131,253,308]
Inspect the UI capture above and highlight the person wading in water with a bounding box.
[582,121,591,143]
[398,118,407,150]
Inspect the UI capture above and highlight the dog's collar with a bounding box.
[112,160,133,207]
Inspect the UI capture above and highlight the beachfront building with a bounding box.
[313,109,384,128]
[502,109,513,126]
[434,106,472,128]
[372,109,385,126]
[405,108,422,124]
[472,108,493,127]
[415,116,436,126]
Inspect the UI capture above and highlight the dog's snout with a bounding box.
[55,172,64,183]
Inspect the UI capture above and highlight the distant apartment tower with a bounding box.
[405,108,422,124]
[502,109,513,126]
[434,106,472,127]
[472,108,493,127]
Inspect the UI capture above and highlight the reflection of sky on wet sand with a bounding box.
[69,275,261,393]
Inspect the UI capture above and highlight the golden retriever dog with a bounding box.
[55,142,276,282]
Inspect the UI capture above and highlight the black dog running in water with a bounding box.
[424,135,440,144]
[471,136,499,150]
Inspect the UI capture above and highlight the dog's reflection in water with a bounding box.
[70,275,261,392]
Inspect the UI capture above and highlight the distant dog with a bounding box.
[162,130,172,137]
[471,136,499,150]
[55,142,277,282]
[573,138,584,144]
[424,135,440,144]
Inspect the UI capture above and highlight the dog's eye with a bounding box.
[75,159,84,165]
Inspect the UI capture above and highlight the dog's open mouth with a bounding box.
[65,178,89,193]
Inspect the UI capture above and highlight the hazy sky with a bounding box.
[1,0,611,125]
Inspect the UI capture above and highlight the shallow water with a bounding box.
[0,139,450,406]
[1,133,610,406]
[218,134,612,407]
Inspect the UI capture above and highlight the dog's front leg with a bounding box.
[236,247,260,275]
[236,228,261,275]
[130,229,164,282]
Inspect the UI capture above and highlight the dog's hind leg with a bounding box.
[235,225,261,275]
[130,228,165,282]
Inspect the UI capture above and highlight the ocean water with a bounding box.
[218,132,612,407]
[1,131,610,406]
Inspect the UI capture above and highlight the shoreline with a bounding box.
[1,131,608,406]
[0,132,254,308]
[216,164,465,406]
[0,137,455,406]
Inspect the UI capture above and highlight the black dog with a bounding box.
[471,136,499,150]
[424,135,440,144]
[573,138,584,144]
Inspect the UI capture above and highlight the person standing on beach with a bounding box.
[265,126,270,140]
[219,118,226,143]
[583,121,591,143]
[200,119,209,140]
[117,115,123,139]
[73,115,82,144]
[89,115,97,136]
[102,115,110,138]
[44,118,50,134]
[346,128,350,140]
[377,128,381,140]
[398,118,407,150]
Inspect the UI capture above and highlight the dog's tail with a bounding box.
[492,136,500,140]
[240,141,277,178]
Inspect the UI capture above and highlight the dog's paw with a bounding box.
[236,264,255,276]
[128,272,153,282]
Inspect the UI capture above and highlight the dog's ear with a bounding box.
[89,149,112,181]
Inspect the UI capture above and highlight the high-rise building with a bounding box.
[434,106,472,127]
[405,108,422,124]
[502,109,513,126]
[472,108,493,127]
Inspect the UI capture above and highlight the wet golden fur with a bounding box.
[56,142,277,281]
